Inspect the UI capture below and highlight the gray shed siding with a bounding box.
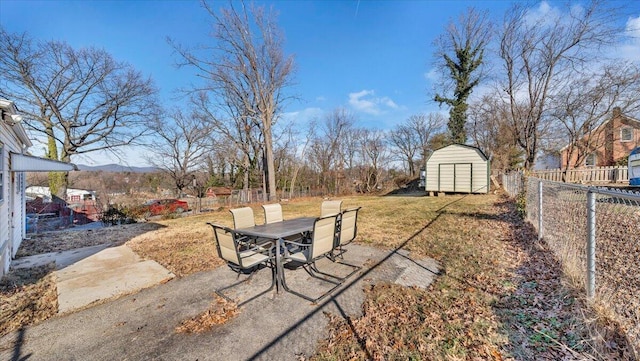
[425,145,489,194]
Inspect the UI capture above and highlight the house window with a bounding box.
[621,127,633,142]
[585,153,596,167]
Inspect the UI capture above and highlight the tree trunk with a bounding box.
[264,124,277,201]
[44,123,68,201]
[289,168,299,200]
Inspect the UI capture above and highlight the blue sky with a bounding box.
[1,0,639,166]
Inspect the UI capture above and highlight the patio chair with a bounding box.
[263,203,309,243]
[320,200,342,217]
[334,207,362,257]
[230,207,266,247]
[207,223,276,306]
[280,214,351,303]
[230,207,255,229]
[262,203,283,224]
[324,207,362,277]
[319,201,342,249]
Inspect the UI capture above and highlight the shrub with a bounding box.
[101,205,137,226]
[393,174,413,188]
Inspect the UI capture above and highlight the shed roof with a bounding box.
[428,144,488,162]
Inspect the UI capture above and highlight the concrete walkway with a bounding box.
[11,244,175,313]
[1,244,438,360]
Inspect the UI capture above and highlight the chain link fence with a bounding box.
[184,188,329,214]
[505,172,640,353]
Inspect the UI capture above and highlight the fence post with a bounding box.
[587,189,596,299]
[538,180,543,240]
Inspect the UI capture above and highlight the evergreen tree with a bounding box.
[433,9,490,144]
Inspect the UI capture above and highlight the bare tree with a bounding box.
[388,120,420,176]
[468,93,523,171]
[273,122,313,199]
[145,109,214,196]
[417,113,446,166]
[171,1,295,200]
[192,91,262,192]
[550,61,640,171]
[306,108,355,195]
[0,29,158,198]
[204,144,239,188]
[388,113,444,176]
[433,8,491,144]
[357,129,390,193]
[498,1,622,169]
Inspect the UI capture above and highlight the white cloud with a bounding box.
[381,97,398,109]
[348,89,399,115]
[315,96,326,102]
[628,16,640,39]
[569,4,585,18]
[280,107,323,125]
[522,3,639,63]
[423,68,439,82]
[620,15,640,62]
[524,1,562,27]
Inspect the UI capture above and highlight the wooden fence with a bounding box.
[531,166,628,184]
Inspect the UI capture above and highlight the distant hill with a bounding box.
[76,164,160,173]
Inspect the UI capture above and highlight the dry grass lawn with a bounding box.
[1,194,635,359]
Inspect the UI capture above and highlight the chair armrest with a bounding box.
[240,244,275,261]
[282,239,310,248]
[236,235,256,246]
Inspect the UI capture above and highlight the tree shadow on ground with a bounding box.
[245,196,467,360]
[383,189,429,197]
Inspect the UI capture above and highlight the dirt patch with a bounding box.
[16,223,165,257]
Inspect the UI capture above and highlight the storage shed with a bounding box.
[425,144,489,194]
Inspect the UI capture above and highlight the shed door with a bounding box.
[438,163,472,192]
[438,164,455,192]
[454,164,472,193]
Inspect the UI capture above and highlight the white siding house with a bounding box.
[425,144,490,194]
[1,99,76,277]
[26,186,96,203]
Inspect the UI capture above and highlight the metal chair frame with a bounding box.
[207,222,276,306]
[279,215,357,303]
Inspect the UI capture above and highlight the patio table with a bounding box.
[235,217,316,292]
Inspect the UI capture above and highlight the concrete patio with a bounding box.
[1,244,439,360]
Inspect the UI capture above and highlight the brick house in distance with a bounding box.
[560,107,640,169]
